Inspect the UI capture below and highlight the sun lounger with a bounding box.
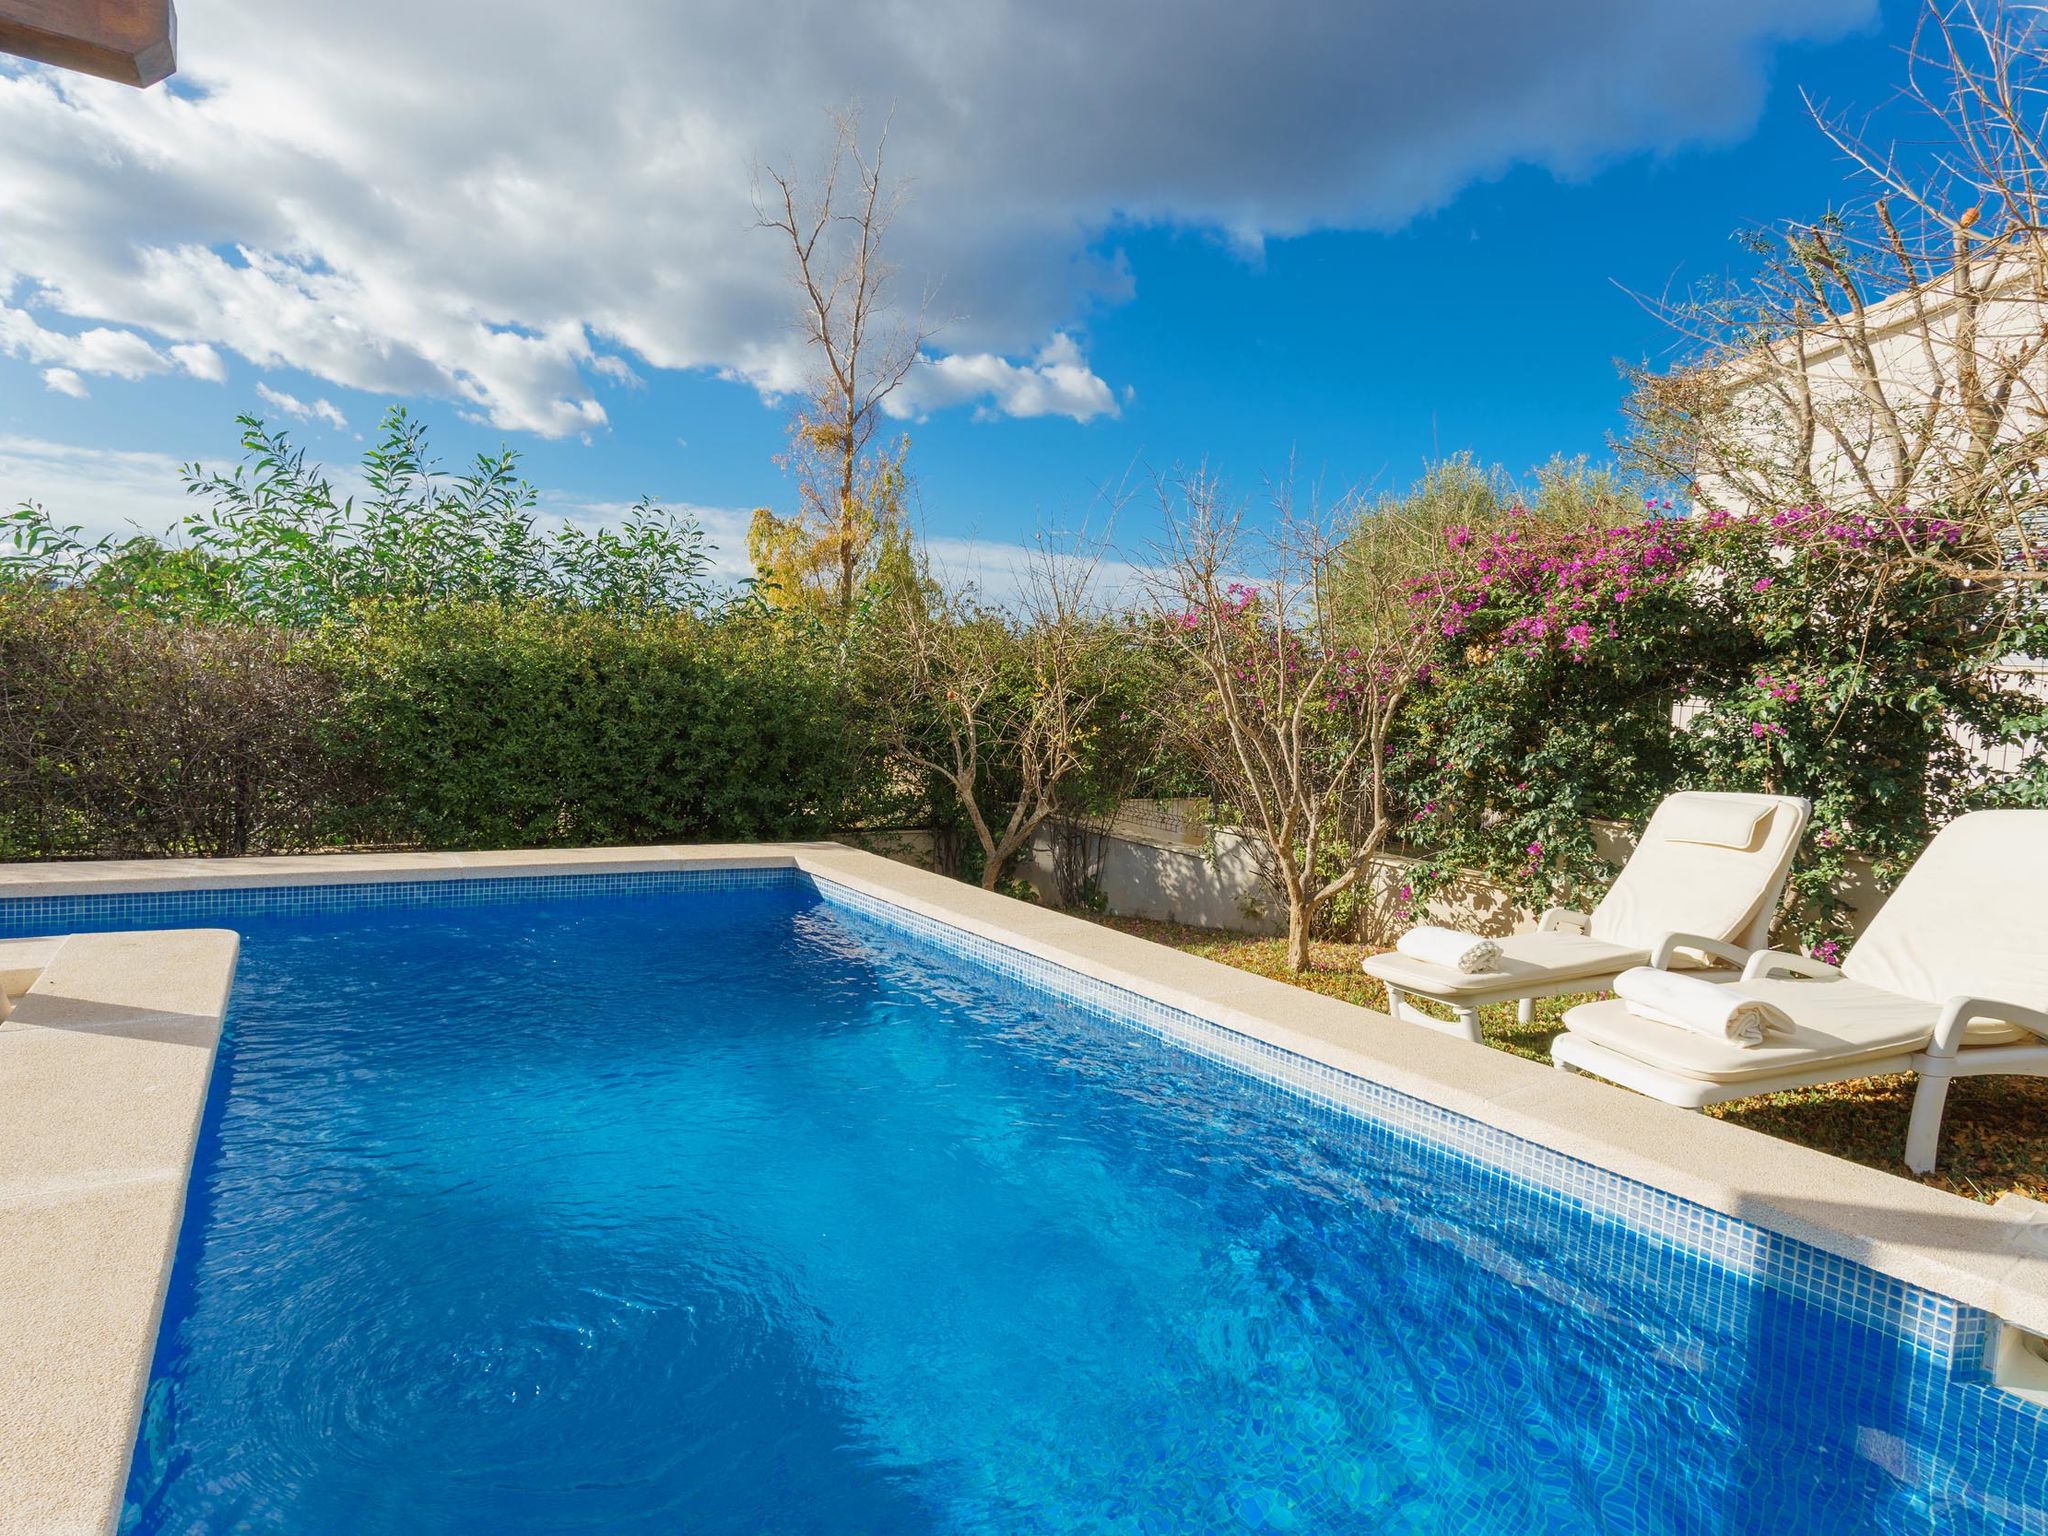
[1551,809,2048,1172]
[1362,792,1809,1042]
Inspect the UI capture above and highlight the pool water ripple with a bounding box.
[118,882,2048,1534]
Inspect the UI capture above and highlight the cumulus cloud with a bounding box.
[41,368,88,399]
[1,298,229,388]
[890,334,1120,424]
[2,301,166,380]
[254,381,347,430]
[0,0,1872,438]
[169,342,226,382]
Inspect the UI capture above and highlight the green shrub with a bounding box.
[0,588,355,859]
[1393,502,2047,952]
[328,601,893,850]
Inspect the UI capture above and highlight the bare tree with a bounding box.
[866,541,1120,890]
[1148,471,1461,972]
[751,112,936,618]
[1624,0,2048,582]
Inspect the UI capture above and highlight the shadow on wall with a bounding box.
[1022,824,1284,935]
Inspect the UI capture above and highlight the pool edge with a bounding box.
[782,845,2048,1343]
[0,928,239,1536]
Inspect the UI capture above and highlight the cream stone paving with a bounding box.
[0,929,239,1536]
[5,841,2048,1532]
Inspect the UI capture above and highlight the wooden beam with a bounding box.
[0,0,175,88]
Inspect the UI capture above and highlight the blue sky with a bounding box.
[0,0,1919,574]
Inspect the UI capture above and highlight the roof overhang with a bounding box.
[0,0,176,87]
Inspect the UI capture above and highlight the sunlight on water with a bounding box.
[121,883,2047,1534]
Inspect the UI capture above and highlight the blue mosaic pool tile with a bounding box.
[0,866,794,937]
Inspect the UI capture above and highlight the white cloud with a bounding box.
[2,301,168,381]
[890,334,1118,424]
[254,381,346,430]
[0,0,1872,438]
[0,435,192,527]
[588,355,642,388]
[41,368,89,399]
[169,341,226,382]
[1,301,227,387]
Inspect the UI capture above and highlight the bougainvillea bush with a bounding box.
[1389,504,1716,925]
[1671,505,2041,950]
[1390,500,2047,953]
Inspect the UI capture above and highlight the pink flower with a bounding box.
[1752,577,1774,592]
[1810,940,1843,967]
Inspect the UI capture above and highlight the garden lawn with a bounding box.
[1093,915,2047,1206]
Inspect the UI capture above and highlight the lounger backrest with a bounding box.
[1589,792,1810,952]
[1843,809,2048,1011]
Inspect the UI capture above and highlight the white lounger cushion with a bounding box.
[1365,932,1650,998]
[1840,809,2048,1027]
[1658,795,1776,849]
[1565,974,1939,1084]
[1588,792,1807,953]
[1560,808,2048,1085]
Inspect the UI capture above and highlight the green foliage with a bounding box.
[0,588,356,859]
[5,408,711,624]
[1391,495,2046,953]
[1670,508,2039,947]
[1392,506,1700,918]
[328,600,893,850]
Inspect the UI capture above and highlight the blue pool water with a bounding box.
[109,875,2047,1534]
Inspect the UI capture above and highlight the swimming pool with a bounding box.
[45,867,2045,1533]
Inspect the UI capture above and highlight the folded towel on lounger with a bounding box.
[1393,925,1502,976]
[1613,966,1794,1047]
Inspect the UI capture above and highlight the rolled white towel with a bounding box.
[1613,966,1794,1047]
[1393,925,1502,975]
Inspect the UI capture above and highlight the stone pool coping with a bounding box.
[3,840,2046,1532]
[0,927,239,1536]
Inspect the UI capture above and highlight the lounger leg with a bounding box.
[1385,984,1484,1044]
[1904,1071,1952,1175]
[1516,997,1534,1026]
[1384,985,1434,1029]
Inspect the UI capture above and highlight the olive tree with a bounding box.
[864,541,1122,890]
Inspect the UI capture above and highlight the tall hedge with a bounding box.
[328,601,890,849]
[0,588,353,859]
[0,589,898,860]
